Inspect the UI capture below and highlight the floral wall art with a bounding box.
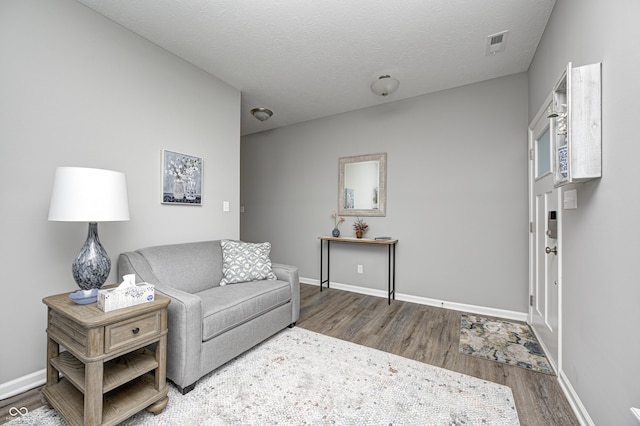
[162,150,203,205]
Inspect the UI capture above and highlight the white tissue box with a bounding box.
[97,283,155,312]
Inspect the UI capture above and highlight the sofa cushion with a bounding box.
[198,280,291,341]
[137,241,223,294]
[219,240,277,285]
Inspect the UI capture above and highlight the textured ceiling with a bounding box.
[75,0,556,135]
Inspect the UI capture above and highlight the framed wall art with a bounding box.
[162,150,202,205]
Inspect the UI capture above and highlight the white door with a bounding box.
[528,99,560,371]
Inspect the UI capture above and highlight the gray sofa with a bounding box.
[117,240,300,394]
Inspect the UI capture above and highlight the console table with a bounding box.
[42,292,170,426]
[318,236,398,304]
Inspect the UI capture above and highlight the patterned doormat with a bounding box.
[459,314,554,375]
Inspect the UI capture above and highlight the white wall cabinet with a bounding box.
[550,62,602,187]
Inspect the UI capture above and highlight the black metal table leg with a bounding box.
[320,239,330,291]
[320,239,323,292]
[388,244,391,304]
[392,243,396,302]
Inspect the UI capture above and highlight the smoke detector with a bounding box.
[486,30,509,55]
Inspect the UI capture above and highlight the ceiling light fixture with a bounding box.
[250,107,273,121]
[370,75,400,97]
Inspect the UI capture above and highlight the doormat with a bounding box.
[459,314,554,375]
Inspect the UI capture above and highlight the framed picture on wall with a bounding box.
[162,149,203,205]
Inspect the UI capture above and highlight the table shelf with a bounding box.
[42,375,166,426]
[50,348,158,394]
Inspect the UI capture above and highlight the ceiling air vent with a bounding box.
[486,30,508,55]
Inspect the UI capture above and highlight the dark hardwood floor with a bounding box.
[0,386,44,425]
[0,283,579,425]
[296,283,579,426]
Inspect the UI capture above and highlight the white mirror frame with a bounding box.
[338,153,387,217]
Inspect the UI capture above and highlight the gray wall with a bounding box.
[242,73,529,313]
[529,0,640,424]
[0,0,240,386]
[6,0,632,421]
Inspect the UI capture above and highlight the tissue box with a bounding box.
[97,283,155,312]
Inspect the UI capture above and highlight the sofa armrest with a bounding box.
[153,283,203,389]
[118,252,203,389]
[272,263,300,324]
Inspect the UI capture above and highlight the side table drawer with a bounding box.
[105,311,161,353]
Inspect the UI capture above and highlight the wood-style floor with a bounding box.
[0,283,578,425]
[296,283,579,426]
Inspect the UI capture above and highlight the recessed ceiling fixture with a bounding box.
[486,30,509,55]
[250,107,273,121]
[370,75,400,97]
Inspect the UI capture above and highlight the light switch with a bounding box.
[563,189,577,210]
[223,201,230,212]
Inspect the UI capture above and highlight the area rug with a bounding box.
[459,314,553,375]
[9,327,519,425]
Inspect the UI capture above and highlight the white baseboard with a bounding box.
[0,369,45,401]
[301,277,528,322]
[558,369,595,426]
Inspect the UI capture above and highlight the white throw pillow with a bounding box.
[219,240,277,285]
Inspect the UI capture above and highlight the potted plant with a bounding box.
[353,217,369,238]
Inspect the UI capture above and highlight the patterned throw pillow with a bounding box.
[219,240,277,285]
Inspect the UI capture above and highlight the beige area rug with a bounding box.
[9,327,520,425]
[459,314,553,375]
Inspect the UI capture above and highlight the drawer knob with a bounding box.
[132,327,140,334]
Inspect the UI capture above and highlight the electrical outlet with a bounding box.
[223,201,230,212]
[357,265,363,274]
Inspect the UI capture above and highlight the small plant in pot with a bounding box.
[353,217,369,239]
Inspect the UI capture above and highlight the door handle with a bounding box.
[545,246,558,255]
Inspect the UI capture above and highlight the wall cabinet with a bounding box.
[550,62,602,187]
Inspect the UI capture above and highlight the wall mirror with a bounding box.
[338,153,386,217]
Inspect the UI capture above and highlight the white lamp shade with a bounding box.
[48,167,130,222]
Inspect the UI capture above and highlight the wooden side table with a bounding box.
[42,292,170,426]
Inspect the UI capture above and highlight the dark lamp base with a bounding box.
[72,222,111,290]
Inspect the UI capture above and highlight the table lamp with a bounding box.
[48,167,130,297]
